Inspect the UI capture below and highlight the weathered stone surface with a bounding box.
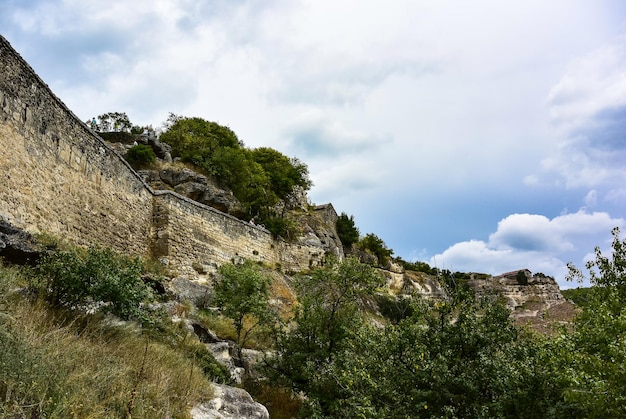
[190,384,269,419]
[0,36,154,256]
[141,167,246,217]
[388,269,448,299]
[159,167,205,186]
[0,35,332,279]
[146,135,172,162]
[0,219,42,265]
[469,270,564,311]
[167,277,213,307]
[174,182,244,216]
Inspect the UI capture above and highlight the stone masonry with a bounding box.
[0,35,328,276]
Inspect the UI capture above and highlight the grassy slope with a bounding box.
[0,263,215,419]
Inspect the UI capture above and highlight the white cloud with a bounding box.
[532,38,626,189]
[3,0,626,288]
[547,39,626,130]
[430,210,624,286]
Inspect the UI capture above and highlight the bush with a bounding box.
[358,233,393,266]
[336,212,359,247]
[125,144,156,168]
[261,214,300,240]
[36,247,153,322]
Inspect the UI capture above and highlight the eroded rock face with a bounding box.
[140,167,246,217]
[291,204,344,261]
[469,270,564,311]
[0,220,42,265]
[190,384,269,419]
[387,269,448,299]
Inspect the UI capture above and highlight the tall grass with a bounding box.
[0,263,213,418]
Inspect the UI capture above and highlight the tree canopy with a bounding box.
[159,115,312,233]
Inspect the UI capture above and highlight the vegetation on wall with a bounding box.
[357,232,394,266]
[125,144,156,169]
[158,114,312,237]
[335,212,360,247]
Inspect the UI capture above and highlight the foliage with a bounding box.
[35,246,153,322]
[213,261,274,358]
[560,287,595,307]
[0,264,213,418]
[125,144,156,168]
[90,111,132,132]
[250,147,312,204]
[267,258,384,415]
[324,296,569,418]
[161,114,242,161]
[335,212,360,247]
[397,258,438,274]
[358,233,393,266]
[266,256,577,418]
[159,114,312,225]
[559,226,626,416]
[261,212,300,240]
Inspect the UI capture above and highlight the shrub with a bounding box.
[358,233,393,266]
[261,214,300,240]
[125,144,156,168]
[336,212,360,247]
[36,247,153,322]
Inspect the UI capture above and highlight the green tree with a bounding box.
[358,233,393,266]
[160,115,242,168]
[213,261,273,359]
[559,227,626,416]
[251,147,312,204]
[93,111,133,132]
[268,258,383,416]
[335,212,359,247]
[36,247,152,322]
[125,144,156,168]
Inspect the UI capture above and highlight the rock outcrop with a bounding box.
[139,167,245,217]
[191,384,269,419]
[469,269,564,310]
[0,220,42,265]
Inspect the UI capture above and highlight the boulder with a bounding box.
[0,220,42,265]
[174,182,244,216]
[159,167,205,186]
[157,168,245,217]
[167,277,212,308]
[146,135,172,162]
[190,384,269,419]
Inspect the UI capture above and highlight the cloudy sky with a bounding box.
[2,0,626,287]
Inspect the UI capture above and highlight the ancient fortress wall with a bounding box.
[152,192,277,276]
[0,35,324,275]
[0,36,154,255]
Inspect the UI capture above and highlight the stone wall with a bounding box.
[0,36,153,255]
[153,192,277,278]
[0,35,329,275]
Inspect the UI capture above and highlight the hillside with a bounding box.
[5,34,626,418]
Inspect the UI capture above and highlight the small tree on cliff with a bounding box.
[335,212,360,247]
[358,233,393,266]
[213,260,273,359]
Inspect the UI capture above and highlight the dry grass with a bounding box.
[0,265,213,418]
[195,310,274,351]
